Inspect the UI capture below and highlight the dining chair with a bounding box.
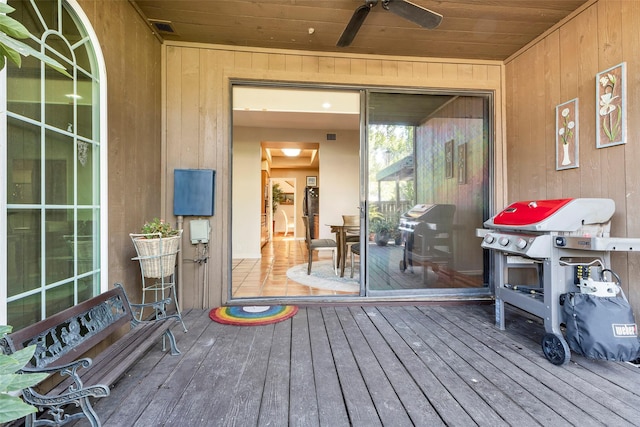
[302,216,337,274]
[350,243,360,278]
[281,209,295,237]
[342,214,360,273]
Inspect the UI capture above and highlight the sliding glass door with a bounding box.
[363,91,491,297]
[229,83,492,301]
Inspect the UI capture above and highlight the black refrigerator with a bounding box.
[303,186,319,238]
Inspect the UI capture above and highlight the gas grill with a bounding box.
[478,198,640,365]
[399,204,456,278]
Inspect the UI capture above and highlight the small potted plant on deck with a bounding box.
[371,218,396,246]
[131,218,182,278]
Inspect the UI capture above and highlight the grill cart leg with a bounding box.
[541,333,571,365]
[495,297,506,330]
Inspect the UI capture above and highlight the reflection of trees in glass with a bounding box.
[368,125,414,202]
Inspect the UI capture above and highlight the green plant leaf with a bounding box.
[0,371,49,392]
[0,42,21,67]
[0,32,71,77]
[0,325,11,335]
[0,355,24,376]
[0,346,36,375]
[0,3,16,14]
[0,393,37,423]
[0,14,30,39]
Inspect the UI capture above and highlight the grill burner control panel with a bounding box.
[481,231,551,258]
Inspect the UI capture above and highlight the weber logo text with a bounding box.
[612,324,638,338]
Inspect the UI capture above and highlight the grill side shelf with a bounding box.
[555,237,640,251]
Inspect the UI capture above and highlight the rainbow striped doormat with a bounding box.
[209,305,298,326]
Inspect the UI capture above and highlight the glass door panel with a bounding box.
[365,91,491,296]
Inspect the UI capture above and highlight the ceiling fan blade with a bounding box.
[336,4,372,47]
[384,0,443,29]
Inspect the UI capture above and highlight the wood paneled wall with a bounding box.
[415,97,487,273]
[162,43,504,307]
[77,0,162,301]
[505,0,640,310]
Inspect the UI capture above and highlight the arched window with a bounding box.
[2,0,106,329]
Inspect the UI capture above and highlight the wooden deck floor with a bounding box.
[91,304,640,426]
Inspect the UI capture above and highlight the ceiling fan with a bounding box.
[336,0,443,47]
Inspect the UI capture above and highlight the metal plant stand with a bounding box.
[130,231,187,332]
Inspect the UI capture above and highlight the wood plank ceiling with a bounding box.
[132,0,590,61]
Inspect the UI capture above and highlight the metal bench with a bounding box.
[0,283,182,427]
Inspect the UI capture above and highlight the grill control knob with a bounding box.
[499,237,510,247]
[516,238,528,249]
[484,234,495,244]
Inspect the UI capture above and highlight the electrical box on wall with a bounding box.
[190,219,210,244]
[174,169,215,216]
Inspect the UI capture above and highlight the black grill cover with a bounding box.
[562,292,640,361]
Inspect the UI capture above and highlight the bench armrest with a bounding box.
[21,358,109,426]
[22,357,93,390]
[112,282,168,318]
[129,297,177,322]
[114,282,179,323]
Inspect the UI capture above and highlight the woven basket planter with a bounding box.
[133,235,181,278]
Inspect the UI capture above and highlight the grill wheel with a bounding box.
[541,333,571,365]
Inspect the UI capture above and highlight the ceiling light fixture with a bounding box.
[282,148,301,157]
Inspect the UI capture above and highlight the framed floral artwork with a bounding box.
[457,143,466,184]
[596,62,626,148]
[555,98,579,170]
[445,140,454,178]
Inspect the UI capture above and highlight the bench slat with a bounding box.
[48,320,176,396]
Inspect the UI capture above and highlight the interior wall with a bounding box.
[77,0,162,302]
[319,130,360,239]
[163,42,504,307]
[231,130,262,258]
[505,0,640,310]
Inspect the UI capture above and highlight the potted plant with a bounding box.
[388,211,402,245]
[271,183,284,231]
[370,217,396,246]
[131,218,182,278]
[272,183,284,215]
[140,218,180,238]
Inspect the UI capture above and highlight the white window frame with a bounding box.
[0,0,108,325]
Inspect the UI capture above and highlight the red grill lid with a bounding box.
[492,198,573,226]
